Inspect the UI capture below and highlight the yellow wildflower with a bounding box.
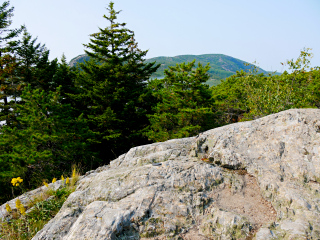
[19,205,26,215]
[61,175,64,181]
[43,182,49,187]
[52,178,57,183]
[11,177,23,186]
[15,199,22,210]
[15,198,26,216]
[66,177,70,185]
[5,204,12,213]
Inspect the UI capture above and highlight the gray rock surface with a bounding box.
[3,109,320,239]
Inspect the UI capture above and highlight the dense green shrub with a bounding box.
[211,48,320,124]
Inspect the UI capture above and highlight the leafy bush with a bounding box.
[211,48,320,124]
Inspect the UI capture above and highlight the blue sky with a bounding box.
[9,0,320,72]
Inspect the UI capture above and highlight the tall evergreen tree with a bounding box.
[76,1,159,160]
[15,29,58,92]
[0,85,97,203]
[0,53,20,126]
[0,1,22,57]
[0,1,23,126]
[147,61,216,142]
[52,54,79,104]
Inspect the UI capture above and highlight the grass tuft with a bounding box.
[0,165,81,240]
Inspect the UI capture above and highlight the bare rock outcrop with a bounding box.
[2,109,320,239]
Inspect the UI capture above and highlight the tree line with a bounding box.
[0,1,319,204]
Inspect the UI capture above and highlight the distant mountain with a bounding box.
[69,54,91,67]
[69,54,276,86]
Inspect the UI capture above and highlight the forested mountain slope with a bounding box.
[69,53,275,86]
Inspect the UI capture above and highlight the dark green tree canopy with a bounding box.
[84,2,134,62]
[15,29,51,88]
[0,85,97,203]
[75,1,159,160]
[147,61,216,142]
[0,1,24,126]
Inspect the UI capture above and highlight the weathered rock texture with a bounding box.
[2,109,320,239]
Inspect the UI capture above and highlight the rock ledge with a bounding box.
[2,109,320,239]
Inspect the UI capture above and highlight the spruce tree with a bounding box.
[1,27,58,126]
[147,61,216,142]
[52,54,79,104]
[76,1,159,160]
[0,53,20,125]
[0,1,23,125]
[16,29,58,92]
[0,1,22,56]
[0,85,97,203]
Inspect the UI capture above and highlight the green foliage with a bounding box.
[0,27,58,126]
[0,1,23,51]
[0,85,96,203]
[0,1,24,126]
[212,48,320,124]
[146,60,216,142]
[15,29,58,92]
[51,55,79,103]
[0,53,20,126]
[74,1,159,160]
